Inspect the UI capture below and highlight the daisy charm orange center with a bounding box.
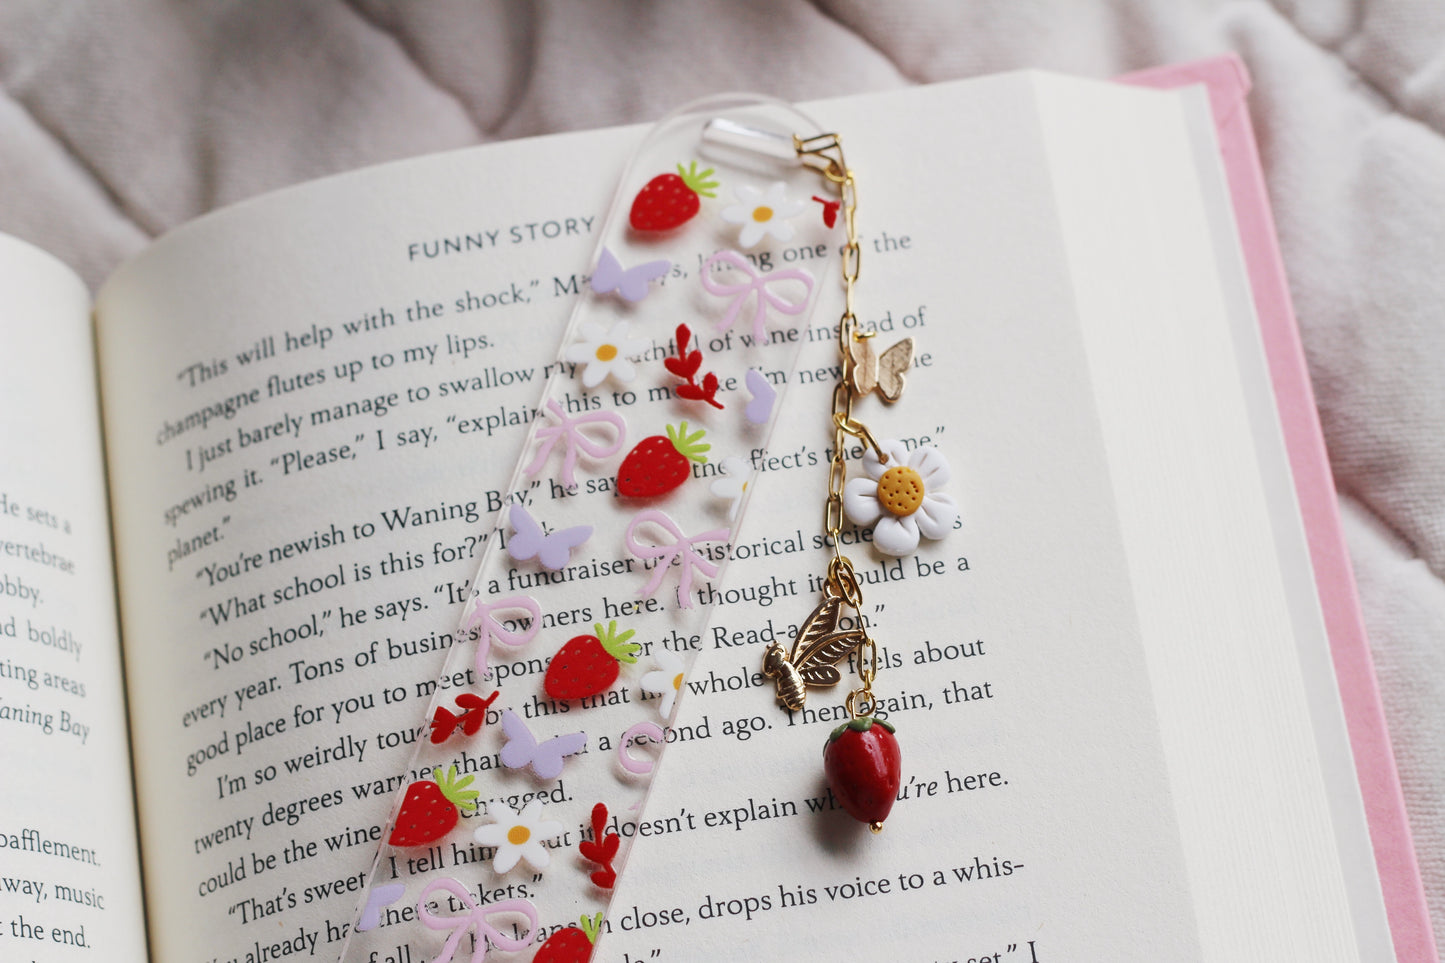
[877,465,925,516]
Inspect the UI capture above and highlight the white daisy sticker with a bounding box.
[720,182,806,248]
[709,455,751,521]
[564,320,649,388]
[842,440,958,557]
[640,646,686,719]
[472,799,563,873]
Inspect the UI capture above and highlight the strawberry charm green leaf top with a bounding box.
[535,912,603,963]
[823,716,901,832]
[544,621,641,700]
[629,161,719,232]
[387,765,479,847]
[617,422,709,498]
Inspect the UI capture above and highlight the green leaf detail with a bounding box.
[829,716,892,742]
[435,765,480,812]
[580,912,604,943]
[595,620,641,664]
[677,161,719,198]
[665,421,710,463]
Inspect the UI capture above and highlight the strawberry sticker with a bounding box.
[617,422,709,498]
[544,621,641,700]
[629,161,718,232]
[388,765,479,847]
[534,912,603,963]
[823,717,902,831]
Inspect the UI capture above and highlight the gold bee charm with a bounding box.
[762,594,866,710]
[849,334,914,403]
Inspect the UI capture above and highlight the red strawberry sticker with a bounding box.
[823,716,901,831]
[629,161,719,232]
[544,621,641,700]
[535,912,603,963]
[388,765,479,847]
[617,422,709,498]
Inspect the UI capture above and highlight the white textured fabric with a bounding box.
[2,0,1441,940]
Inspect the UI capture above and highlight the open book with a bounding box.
[0,69,1425,962]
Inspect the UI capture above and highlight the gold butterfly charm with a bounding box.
[849,333,914,403]
[762,594,866,711]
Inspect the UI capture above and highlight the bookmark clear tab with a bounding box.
[339,94,837,962]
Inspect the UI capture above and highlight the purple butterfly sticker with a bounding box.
[506,504,591,571]
[590,246,670,302]
[498,710,586,780]
[356,882,406,932]
[744,368,777,425]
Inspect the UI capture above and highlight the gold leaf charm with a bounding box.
[850,334,914,403]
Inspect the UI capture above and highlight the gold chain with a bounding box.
[795,133,884,719]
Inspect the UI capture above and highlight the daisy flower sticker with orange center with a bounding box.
[564,320,649,388]
[472,799,564,873]
[640,646,686,720]
[720,182,806,248]
[709,455,751,522]
[842,439,958,557]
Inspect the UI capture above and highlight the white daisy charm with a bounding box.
[843,440,958,557]
[720,182,806,248]
[709,455,751,521]
[472,799,563,873]
[640,646,686,719]
[564,320,650,388]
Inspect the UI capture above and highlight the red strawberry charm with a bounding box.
[629,161,719,232]
[535,912,603,963]
[616,422,709,498]
[544,621,641,700]
[388,765,479,847]
[823,716,901,832]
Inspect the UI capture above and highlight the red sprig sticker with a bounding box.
[812,194,841,229]
[578,802,621,889]
[665,324,724,409]
[429,691,500,744]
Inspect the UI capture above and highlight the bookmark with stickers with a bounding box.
[338,92,952,962]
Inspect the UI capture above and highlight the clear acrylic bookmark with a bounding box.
[338,94,841,962]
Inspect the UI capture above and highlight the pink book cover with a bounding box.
[1119,56,1436,962]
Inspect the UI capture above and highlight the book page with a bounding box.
[0,234,149,961]
[92,75,1379,962]
[603,78,1384,962]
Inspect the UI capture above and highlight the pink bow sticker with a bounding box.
[624,510,729,609]
[464,596,541,679]
[701,250,815,342]
[523,399,627,490]
[417,878,538,963]
[618,721,666,775]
